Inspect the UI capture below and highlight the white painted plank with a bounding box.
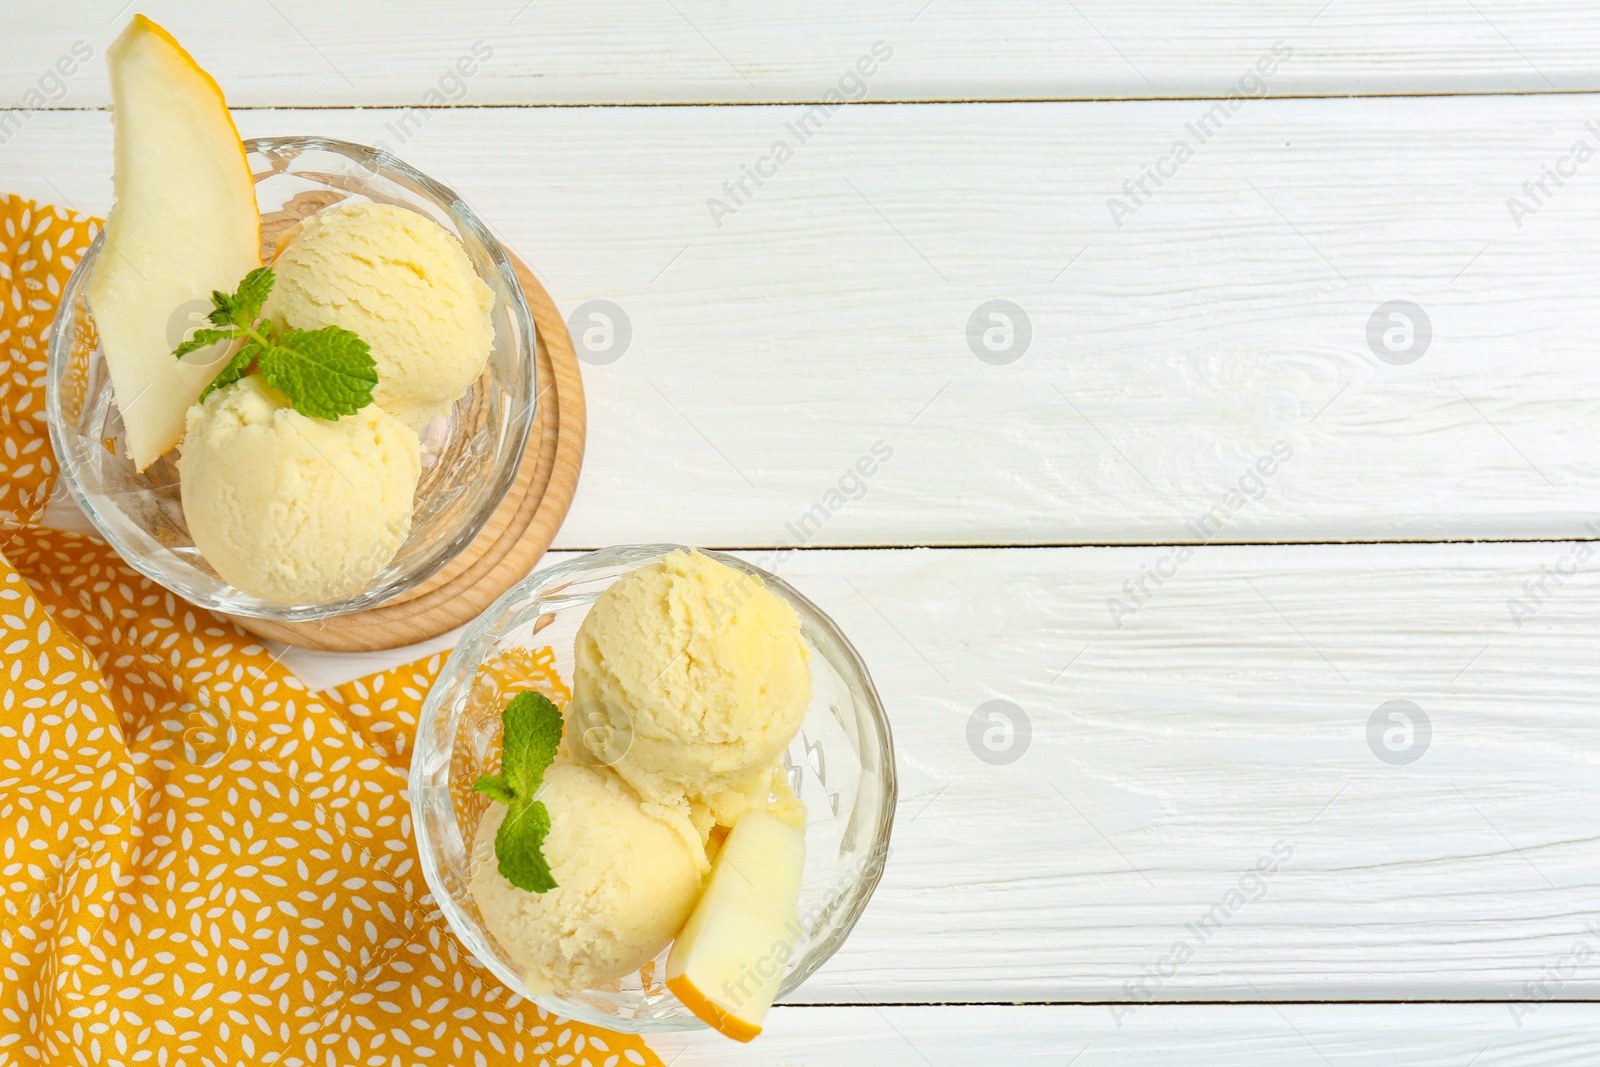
[13,101,1600,545]
[654,1004,1600,1065]
[8,1,1600,106]
[772,545,1600,1002]
[239,545,1600,1001]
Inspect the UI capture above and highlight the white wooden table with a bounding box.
[10,3,1600,1061]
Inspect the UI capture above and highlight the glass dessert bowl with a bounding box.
[412,545,897,1033]
[44,136,536,620]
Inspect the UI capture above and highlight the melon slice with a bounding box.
[666,810,805,1042]
[87,15,260,471]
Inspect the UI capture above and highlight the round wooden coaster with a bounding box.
[229,255,585,652]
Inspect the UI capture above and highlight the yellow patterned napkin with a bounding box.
[0,194,661,1067]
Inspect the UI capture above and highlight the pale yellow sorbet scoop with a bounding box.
[572,550,812,826]
[178,376,421,603]
[469,761,706,993]
[263,201,495,430]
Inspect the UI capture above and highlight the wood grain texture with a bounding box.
[230,256,585,651]
[9,1,1600,105]
[12,102,1597,546]
[654,1004,1600,1065]
[273,544,1600,1003]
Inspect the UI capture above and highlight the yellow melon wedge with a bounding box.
[87,15,260,471]
[666,810,805,1042]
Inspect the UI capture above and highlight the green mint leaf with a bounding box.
[173,327,239,359]
[471,775,517,805]
[208,266,276,329]
[172,267,384,422]
[234,267,275,320]
[478,691,564,893]
[501,691,564,797]
[196,344,259,404]
[256,326,378,420]
[495,798,556,894]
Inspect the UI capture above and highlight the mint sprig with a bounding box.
[174,267,378,419]
[257,326,378,419]
[473,691,564,893]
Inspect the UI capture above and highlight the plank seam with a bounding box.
[14,87,1600,113]
[549,538,1600,552]
[780,999,1600,1007]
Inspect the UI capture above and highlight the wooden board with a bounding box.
[228,255,585,651]
[11,1,1600,105]
[18,99,1600,547]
